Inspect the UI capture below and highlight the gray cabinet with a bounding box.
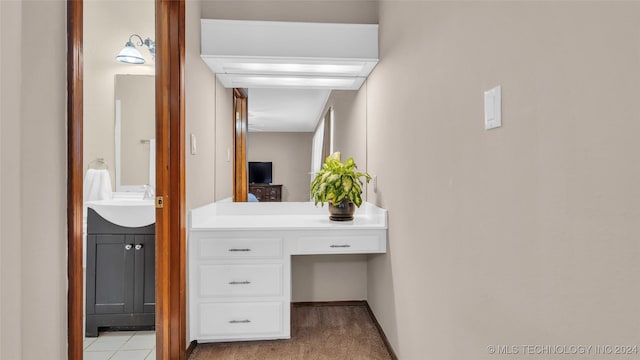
[86,209,155,337]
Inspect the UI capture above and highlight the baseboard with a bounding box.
[364,301,399,360]
[186,340,197,358]
[292,300,398,360]
[292,300,367,307]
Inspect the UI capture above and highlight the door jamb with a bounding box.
[232,88,248,202]
[67,0,83,358]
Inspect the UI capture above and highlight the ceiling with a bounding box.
[247,88,330,132]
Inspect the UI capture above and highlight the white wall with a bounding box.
[201,0,378,24]
[367,2,640,358]
[214,81,233,201]
[247,132,312,202]
[1,1,67,359]
[0,1,23,358]
[186,0,217,210]
[321,85,369,175]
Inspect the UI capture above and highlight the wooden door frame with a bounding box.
[67,1,186,359]
[232,88,248,202]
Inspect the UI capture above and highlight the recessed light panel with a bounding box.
[201,20,378,90]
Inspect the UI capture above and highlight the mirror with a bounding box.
[83,0,155,190]
[115,74,156,191]
[215,85,368,203]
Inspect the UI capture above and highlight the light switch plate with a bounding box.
[484,85,502,130]
[190,133,197,155]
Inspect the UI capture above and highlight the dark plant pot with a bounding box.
[328,199,356,221]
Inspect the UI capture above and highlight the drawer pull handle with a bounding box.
[125,244,133,250]
[228,248,251,252]
[228,281,251,285]
[229,319,251,324]
[135,244,143,250]
[330,244,351,248]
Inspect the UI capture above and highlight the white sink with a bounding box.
[86,198,155,228]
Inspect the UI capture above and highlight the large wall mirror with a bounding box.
[216,85,369,203]
[115,74,156,191]
[83,1,156,190]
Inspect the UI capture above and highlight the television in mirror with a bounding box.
[248,162,273,184]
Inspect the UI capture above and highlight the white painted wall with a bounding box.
[0,1,23,358]
[214,81,233,201]
[201,0,378,24]
[367,2,640,358]
[186,0,217,210]
[322,85,369,173]
[0,1,67,359]
[0,0,3,353]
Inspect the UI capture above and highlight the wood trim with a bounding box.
[292,300,368,307]
[155,0,186,359]
[292,301,398,360]
[364,302,399,360]
[67,0,83,359]
[233,88,247,98]
[232,88,248,202]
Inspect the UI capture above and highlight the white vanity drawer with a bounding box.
[199,302,283,337]
[198,237,283,259]
[296,234,385,254]
[199,264,282,298]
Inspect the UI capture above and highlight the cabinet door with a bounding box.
[87,234,135,315]
[134,234,156,314]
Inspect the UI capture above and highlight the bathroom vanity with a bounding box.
[85,201,156,337]
[188,201,387,343]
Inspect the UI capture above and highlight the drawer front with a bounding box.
[199,302,283,336]
[297,234,384,254]
[199,237,283,259]
[199,264,282,298]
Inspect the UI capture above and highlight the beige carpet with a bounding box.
[189,304,393,360]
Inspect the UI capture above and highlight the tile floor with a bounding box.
[84,331,155,360]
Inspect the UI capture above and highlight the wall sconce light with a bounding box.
[116,34,156,64]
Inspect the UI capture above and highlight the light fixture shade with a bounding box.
[201,20,378,90]
[116,43,145,64]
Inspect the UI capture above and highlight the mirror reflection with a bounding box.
[216,86,368,203]
[115,74,155,191]
[246,88,327,202]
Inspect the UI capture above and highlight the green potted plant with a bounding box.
[310,152,371,221]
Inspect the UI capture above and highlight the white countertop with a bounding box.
[189,201,387,231]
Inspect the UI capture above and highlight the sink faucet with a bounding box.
[143,185,155,200]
